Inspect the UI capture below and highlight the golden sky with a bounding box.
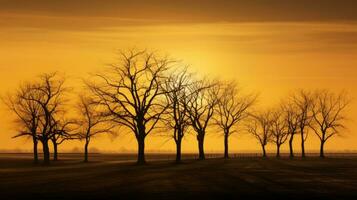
[0,0,356,153]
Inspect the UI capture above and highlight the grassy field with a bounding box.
[0,154,357,199]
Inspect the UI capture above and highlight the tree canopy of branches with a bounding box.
[292,89,313,158]
[310,90,350,158]
[2,49,353,163]
[2,83,42,163]
[49,115,76,161]
[163,68,191,162]
[214,81,256,159]
[75,95,115,162]
[246,111,272,158]
[184,79,219,160]
[23,73,67,164]
[87,50,173,164]
[281,101,300,158]
[270,108,289,157]
[3,73,70,164]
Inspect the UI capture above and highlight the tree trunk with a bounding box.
[51,138,58,161]
[262,145,267,158]
[320,140,325,158]
[84,139,89,163]
[276,144,281,158]
[175,138,182,163]
[289,134,294,158]
[33,137,38,164]
[42,139,50,165]
[137,136,146,164]
[301,128,306,158]
[197,133,205,160]
[224,131,229,159]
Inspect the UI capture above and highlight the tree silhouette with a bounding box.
[184,79,219,160]
[87,50,172,164]
[310,90,350,158]
[22,73,67,164]
[214,81,256,159]
[75,95,115,162]
[292,90,313,158]
[282,101,300,158]
[163,68,192,162]
[49,116,75,161]
[2,83,42,163]
[246,111,272,158]
[1,50,352,165]
[270,108,289,158]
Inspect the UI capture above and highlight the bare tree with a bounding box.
[310,90,350,158]
[214,81,256,159]
[22,72,67,164]
[270,108,289,157]
[292,90,313,158]
[246,110,272,158]
[163,68,191,162]
[282,101,300,158]
[2,83,42,163]
[75,95,115,162]
[184,79,219,160]
[49,115,76,161]
[87,50,172,164]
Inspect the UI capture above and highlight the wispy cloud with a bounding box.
[1,0,357,31]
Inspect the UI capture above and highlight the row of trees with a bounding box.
[247,90,349,158]
[2,50,350,165]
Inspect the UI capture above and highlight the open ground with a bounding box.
[0,153,357,199]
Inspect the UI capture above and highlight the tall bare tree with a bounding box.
[310,90,350,158]
[270,108,289,157]
[282,101,300,158]
[292,90,313,158]
[87,50,172,164]
[163,68,191,162]
[23,72,67,164]
[184,79,219,160]
[214,81,256,159]
[75,95,115,162]
[246,110,272,158]
[2,83,42,163]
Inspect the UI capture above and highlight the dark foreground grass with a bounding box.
[0,155,357,200]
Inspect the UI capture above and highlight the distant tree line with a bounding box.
[1,50,351,165]
[246,90,350,159]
